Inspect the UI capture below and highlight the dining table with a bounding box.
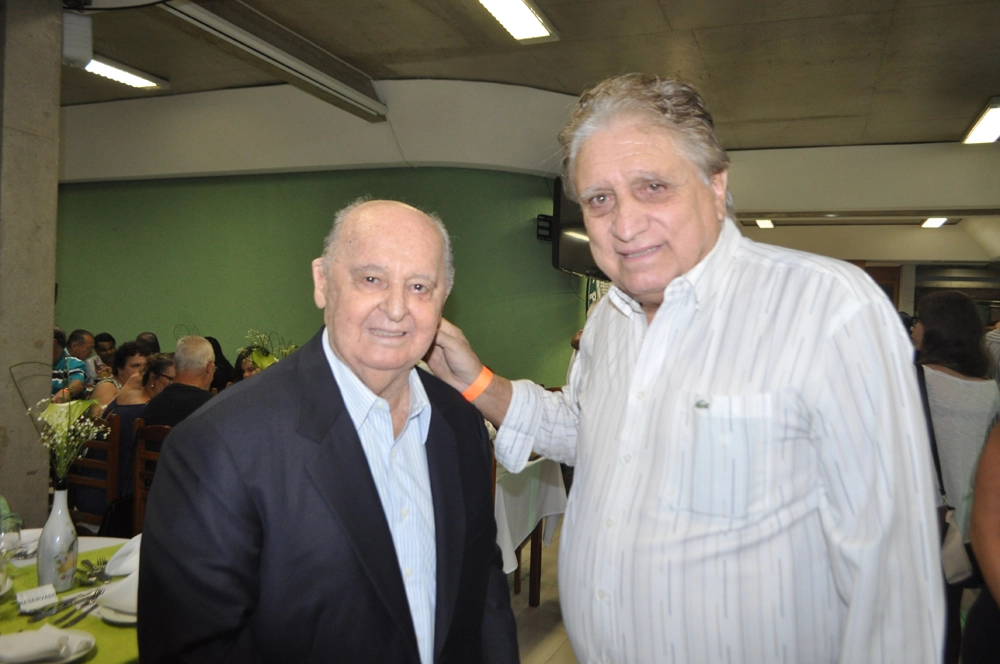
[1,535,136,663]
[493,456,568,607]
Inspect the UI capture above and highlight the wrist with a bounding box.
[462,366,494,402]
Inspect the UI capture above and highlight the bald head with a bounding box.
[311,199,453,397]
[322,199,454,295]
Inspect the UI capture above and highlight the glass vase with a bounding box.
[37,480,78,591]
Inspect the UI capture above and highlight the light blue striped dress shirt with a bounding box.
[322,331,437,664]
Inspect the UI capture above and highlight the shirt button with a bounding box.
[606,519,614,528]
[400,507,409,520]
[404,567,413,578]
[623,454,631,463]
[636,391,645,400]
[390,450,397,461]
[597,589,606,599]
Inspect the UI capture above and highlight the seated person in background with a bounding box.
[90,341,149,409]
[230,345,263,384]
[67,329,96,388]
[88,332,116,381]
[139,335,214,428]
[109,353,175,497]
[73,353,176,518]
[52,327,85,403]
[135,331,161,354]
[205,336,234,393]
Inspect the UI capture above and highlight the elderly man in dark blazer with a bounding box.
[138,200,518,664]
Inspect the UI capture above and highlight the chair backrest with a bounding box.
[132,418,171,534]
[66,414,121,527]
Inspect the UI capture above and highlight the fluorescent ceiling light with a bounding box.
[85,56,168,89]
[161,0,386,119]
[964,97,1000,144]
[564,231,590,242]
[755,219,774,229]
[480,0,557,42]
[922,217,948,228]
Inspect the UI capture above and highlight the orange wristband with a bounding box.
[462,366,494,402]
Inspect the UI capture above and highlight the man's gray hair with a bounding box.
[559,73,734,217]
[174,335,214,373]
[321,197,455,294]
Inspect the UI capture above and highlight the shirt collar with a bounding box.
[321,327,431,441]
[606,217,741,318]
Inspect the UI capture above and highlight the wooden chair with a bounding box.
[66,414,121,528]
[132,418,171,535]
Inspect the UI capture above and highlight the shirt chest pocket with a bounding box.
[666,392,778,519]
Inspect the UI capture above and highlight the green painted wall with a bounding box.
[56,167,585,387]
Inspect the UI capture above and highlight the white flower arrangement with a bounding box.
[31,399,108,481]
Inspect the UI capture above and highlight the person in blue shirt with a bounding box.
[52,327,86,402]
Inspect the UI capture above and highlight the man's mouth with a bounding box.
[371,329,406,338]
[620,245,659,260]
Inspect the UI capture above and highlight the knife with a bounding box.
[60,602,99,628]
[27,588,104,623]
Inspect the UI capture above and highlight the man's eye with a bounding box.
[363,276,378,284]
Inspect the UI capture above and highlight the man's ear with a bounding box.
[312,258,328,309]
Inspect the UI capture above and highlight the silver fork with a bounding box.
[51,593,102,627]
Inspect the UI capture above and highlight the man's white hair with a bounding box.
[174,336,214,373]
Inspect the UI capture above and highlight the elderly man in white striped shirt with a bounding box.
[430,74,944,663]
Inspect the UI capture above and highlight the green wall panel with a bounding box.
[56,167,585,387]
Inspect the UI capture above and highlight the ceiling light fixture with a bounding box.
[85,56,169,89]
[963,97,1000,144]
[479,0,558,42]
[160,0,387,119]
[922,217,948,228]
[756,219,774,229]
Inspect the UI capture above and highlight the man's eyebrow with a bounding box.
[349,264,387,276]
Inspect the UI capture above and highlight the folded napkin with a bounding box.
[98,569,138,614]
[0,624,94,663]
[17,529,40,549]
[105,533,141,577]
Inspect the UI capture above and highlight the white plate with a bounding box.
[50,630,95,664]
[97,605,137,625]
[0,577,11,596]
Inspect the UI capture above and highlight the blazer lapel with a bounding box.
[296,332,420,661]
[423,391,467,662]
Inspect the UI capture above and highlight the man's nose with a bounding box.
[611,195,649,242]
[382,285,407,321]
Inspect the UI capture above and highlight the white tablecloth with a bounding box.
[494,457,568,574]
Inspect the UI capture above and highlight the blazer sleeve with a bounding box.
[137,415,264,664]
[481,543,520,664]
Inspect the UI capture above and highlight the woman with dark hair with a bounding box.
[73,353,174,522]
[205,336,234,393]
[231,346,264,384]
[912,291,1000,662]
[90,341,150,409]
[107,353,175,496]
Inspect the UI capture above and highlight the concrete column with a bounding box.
[0,0,62,526]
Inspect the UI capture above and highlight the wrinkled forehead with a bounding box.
[335,204,445,268]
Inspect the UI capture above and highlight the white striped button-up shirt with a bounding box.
[324,333,437,664]
[495,219,944,663]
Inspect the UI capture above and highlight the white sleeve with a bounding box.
[494,348,587,473]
